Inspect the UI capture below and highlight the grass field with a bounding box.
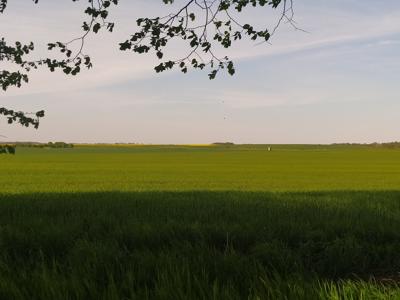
[2,144,400,193]
[1,145,400,299]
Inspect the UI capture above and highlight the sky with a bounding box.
[1,0,400,144]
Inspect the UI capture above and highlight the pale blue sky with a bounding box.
[1,0,400,143]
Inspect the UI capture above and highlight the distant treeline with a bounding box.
[212,142,235,146]
[372,142,400,148]
[333,142,400,148]
[17,142,74,148]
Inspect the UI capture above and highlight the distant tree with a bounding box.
[0,144,16,154]
[213,142,235,146]
[1,0,298,128]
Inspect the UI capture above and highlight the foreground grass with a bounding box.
[0,191,399,299]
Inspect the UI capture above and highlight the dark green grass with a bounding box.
[0,191,399,299]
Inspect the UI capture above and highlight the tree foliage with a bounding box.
[1,0,297,131]
[0,144,16,154]
[0,107,44,128]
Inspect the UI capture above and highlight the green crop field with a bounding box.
[1,145,400,299]
[3,144,400,193]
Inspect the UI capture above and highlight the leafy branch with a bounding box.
[1,0,118,91]
[1,0,298,90]
[0,108,44,129]
[121,0,297,79]
[1,0,118,129]
[1,0,300,130]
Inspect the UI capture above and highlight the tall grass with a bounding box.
[0,191,399,299]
